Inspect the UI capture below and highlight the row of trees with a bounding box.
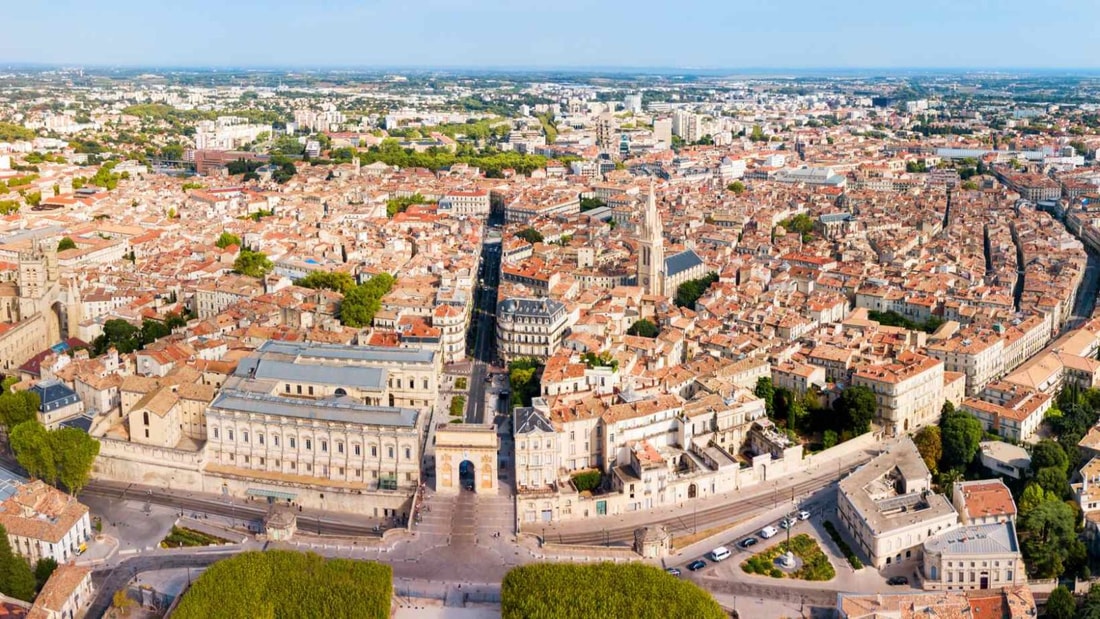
[173,551,392,619]
[501,563,724,619]
[10,422,101,495]
[358,141,551,177]
[674,272,719,309]
[338,273,395,328]
[92,316,185,356]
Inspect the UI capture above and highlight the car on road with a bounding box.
[686,560,707,571]
[779,518,794,530]
[708,546,732,562]
[797,510,811,521]
[887,576,909,586]
[759,526,779,539]
[737,537,758,549]
[665,567,681,577]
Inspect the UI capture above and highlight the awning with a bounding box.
[246,488,297,501]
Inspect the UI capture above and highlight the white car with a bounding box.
[709,546,732,562]
[759,526,779,539]
[797,510,811,521]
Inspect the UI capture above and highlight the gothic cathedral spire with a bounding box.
[636,183,664,296]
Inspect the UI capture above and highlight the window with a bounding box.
[321,440,328,453]
[228,430,234,441]
[297,385,302,395]
[306,463,312,472]
[285,384,290,393]
[305,438,312,450]
[354,444,361,456]
[273,435,279,447]
[308,386,314,396]
[243,456,250,464]
[213,427,219,439]
[290,437,296,448]
[142,412,149,426]
[404,447,411,459]
[371,445,378,457]
[242,431,249,443]
[258,434,264,445]
[388,446,394,458]
[290,462,296,470]
[144,429,149,439]
[338,442,344,454]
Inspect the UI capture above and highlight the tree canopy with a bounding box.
[56,237,76,252]
[173,551,391,619]
[338,273,395,328]
[674,272,719,308]
[10,421,100,494]
[834,385,876,435]
[940,408,983,470]
[502,563,724,619]
[516,228,543,244]
[508,358,541,409]
[626,319,659,339]
[297,271,356,294]
[233,249,273,278]
[913,425,942,475]
[215,231,242,249]
[0,524,35,601]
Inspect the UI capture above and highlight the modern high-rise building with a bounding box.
[623,93,643,114]
[595,112,616,153]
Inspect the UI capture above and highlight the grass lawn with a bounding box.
[740,533,835,581]
[455,377,468,390]
[449,395,466,416]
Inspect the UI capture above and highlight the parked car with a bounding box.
[709,546,732,562]
[779,518,794,530]
[665,567,681,577]
[738,537,758,549]
[797,510,811,521]
[760,526,779,539]
[687,560,707,571]
[887,576,909,586]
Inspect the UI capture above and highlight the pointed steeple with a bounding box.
[636,181,664,296]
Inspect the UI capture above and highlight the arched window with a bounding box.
[334,387,347,397]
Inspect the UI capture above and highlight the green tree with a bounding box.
[516,228,544,244]
[24,192,41,207]
[834,385,876,434]
[51,427,100,494]
[1018,498,1082,578]
[338,273,395,328]
[93,319,142,355]
[754,377,775,418]
[674,273,719,309]
[913,425,942,475]
[750,125,765,142]
[297,271,356,294]
[1030,439,1068,475]
[233,250,273,278]
[571,470,601,493]
[1035,467,1070,499]
[10,421,55,483]
[215,232,242,249]
[626,319,659,338]
[501,563,724,619]
[34,558,57,591]
[56,237,76,252]
[1046,585,1075,619]
[822,430,838,449]
[140,319,171,345]
[727,181,745,194]
[1018,483,1046,513]
[0,524,35,602]
[940,410,983,469]
[0,391,39,430]
[580,197,606,212]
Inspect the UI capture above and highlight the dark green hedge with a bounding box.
[502,563,724,619]
[173,551,391,619]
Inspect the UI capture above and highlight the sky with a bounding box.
[1,0,1096,70]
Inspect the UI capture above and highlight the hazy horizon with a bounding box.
[2,0,1095,70]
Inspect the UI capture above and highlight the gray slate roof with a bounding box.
[211,390,418,428]
[235,357,387,390]
[665,249,704,277]
[924,522,1019,556]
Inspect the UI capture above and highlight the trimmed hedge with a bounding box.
[449,395,466,417]
[173,551,391,619]
[823,520,863,569]
[502,563,724,619]
[160,526,228,548]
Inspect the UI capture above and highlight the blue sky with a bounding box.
[1,0,1094,69]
